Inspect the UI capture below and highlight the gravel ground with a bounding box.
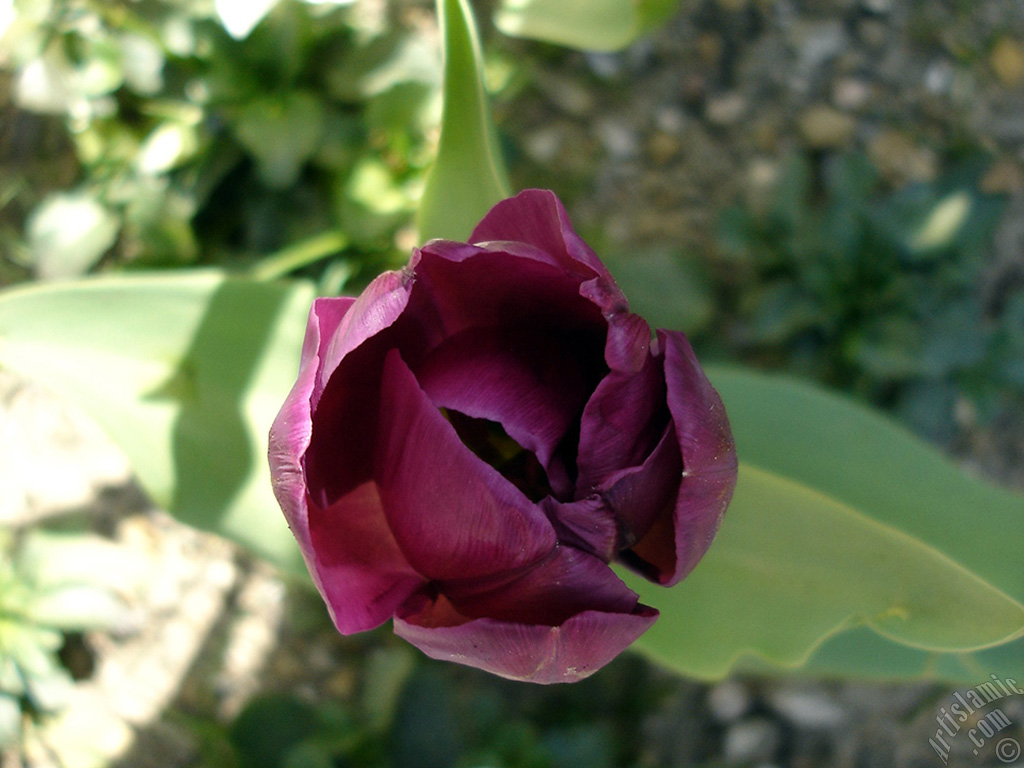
[2,1,1024,767]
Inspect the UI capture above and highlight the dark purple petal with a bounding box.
[416,326,590,472]
[316,268,416,399]
[374,349,558,581]
[441,545,639,625]
[576,354,668,495]
[308,482,424,633]
[655,330,738,586]
[602,311,651,373]
[541,496,618,562]
[470,189,614,282]
[471,191,644,357]
[269,297,354,586]
[602,424,684,579]
[412,241,607,344]
[394,600,658,684]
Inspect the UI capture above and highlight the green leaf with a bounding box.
[627,366,1024,681]
[0,272,312,577]
[417,0,510,242]
[233,91,326,189]
[232,695,320,768]
[788,627,1024,683]
[709,366,1023,604]
[495,0,678,51]
[626,464,1024,681]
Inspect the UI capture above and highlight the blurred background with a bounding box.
[1,0,1023,766]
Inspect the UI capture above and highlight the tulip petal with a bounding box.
[576,354,668,495]
[416,326,590,472]
[413,241,606,345]
[603,424,683,574]
[469,189,616,286]
[375,349,557,581]
[394,600,658,684]
[269,297,354,582]
[471,190,652,373]
[655,330,738,585]
[317,268,415,395]
[308,482,424,633]
[541,496,618,562]
[441,545,639,625]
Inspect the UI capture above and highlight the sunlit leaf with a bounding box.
[215,0,281,39]
[27,193,120,280]
[909,190,972,253]
[495,0,678,51]
[0,273,312,576]
[417,0,510,242]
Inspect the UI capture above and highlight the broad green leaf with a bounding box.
[708,366,1024,605]
[627,367,1024,681]
[626,465,1024,681]
[790,627,1024,683]
[495,0,678,51]
[417,0,510,242]
[0,273,311,577]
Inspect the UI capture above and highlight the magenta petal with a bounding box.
[317,268,415,396]
[659,330,738,585]
[416,327,590,471]
[602,311,651,373]
[394,601,658,684]
[602,425,684,579]
[308,482,424,633]
[470,190,614,283]
[374,349,557,581]
[541,497,618,562]
[442,545,639,625]
[576,355,667,495]
[269,297,355,583]
[412,242,607,346]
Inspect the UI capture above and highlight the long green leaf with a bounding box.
[417,0,511,242]
[495,0,679,52]
[625,464,1024,681]
[626,367,1024,681]
[709,366,1024,605]
[0,273,312,577]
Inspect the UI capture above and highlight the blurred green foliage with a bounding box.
[0,0,442,290]
[710,151,1018,442]
[223,648,669,768]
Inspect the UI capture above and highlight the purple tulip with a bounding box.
[269,190,737,683]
